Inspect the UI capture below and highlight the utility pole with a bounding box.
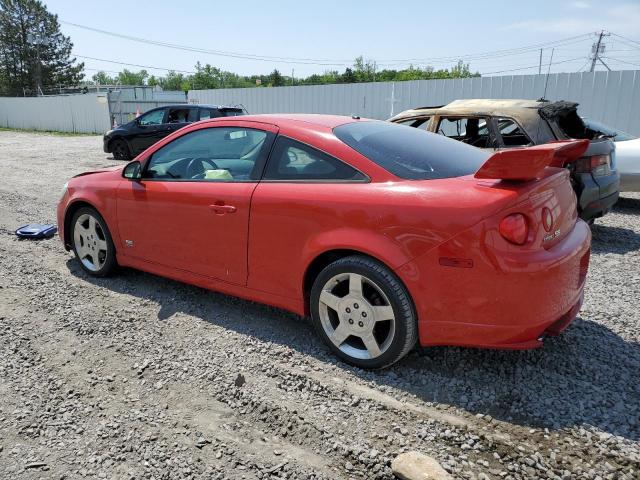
[291,68,294,86]
[538,49,543,75]
[589,30,610,72]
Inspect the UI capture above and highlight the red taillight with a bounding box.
[574,155,611,176]
[499,213,529,245]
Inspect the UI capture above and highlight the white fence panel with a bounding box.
[0,93,110,133]
[189,70,640,136]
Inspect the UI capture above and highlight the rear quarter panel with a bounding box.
[247,177,521,307]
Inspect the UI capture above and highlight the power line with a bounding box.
[610,33,640,48]
[601,57,640,68]
[74,54,196,74]
[62,20,595,67]
[61,21,352,66]
[379,34,593,63]
[481,56,586,75]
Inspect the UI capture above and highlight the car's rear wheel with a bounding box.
[111,139,131,160]
[71,207,117,277]
[310,255,417,369]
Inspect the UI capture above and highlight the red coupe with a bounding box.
[57,114,591,368]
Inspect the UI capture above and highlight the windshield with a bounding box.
[333,121,489,180]
[583,118,636,142]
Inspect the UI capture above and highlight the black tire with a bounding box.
[70,207,117,277]
[310,255,417,369]
[111,139,131,160]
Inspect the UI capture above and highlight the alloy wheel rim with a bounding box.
[318,272,396,360]
[73,213,108,272]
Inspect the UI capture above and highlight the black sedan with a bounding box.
[104,104,245,160]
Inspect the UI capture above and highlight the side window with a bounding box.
[167,108,191,124]
[263,137,366,181]
[187,108,199,122]
[199,108,220,121]
[436,116,492,148]
[396,117,431,129]
[495,118,532,147]
[144,127,269,182]
[138,109,165,126]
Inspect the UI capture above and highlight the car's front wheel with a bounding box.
[111,139,131,160]
[310,255,417,369]
[71,207,117,277]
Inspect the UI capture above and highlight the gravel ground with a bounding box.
[0,130,638,480]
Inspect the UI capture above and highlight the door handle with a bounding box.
[209,203,237,214]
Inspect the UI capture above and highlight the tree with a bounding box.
[269,69,284,87]
[0,0,83,95]
[92,71,114,85]
[342,67,356,83]
[116,69,148,85]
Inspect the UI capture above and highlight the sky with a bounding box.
[43,0,640,81]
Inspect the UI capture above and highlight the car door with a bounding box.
[116,120,278,285]
[130,108,168,154]
[165,106,197,136]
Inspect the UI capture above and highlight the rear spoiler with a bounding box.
[474,140,589,181]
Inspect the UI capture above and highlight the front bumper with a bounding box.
[397,219,591,350]
[103,136,111,153]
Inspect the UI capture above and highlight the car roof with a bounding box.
[200,113,363,129]
[151,104,243,110]
[392,99,551,121]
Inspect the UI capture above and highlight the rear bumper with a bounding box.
[580,191,619,222]
[397,219,591,350]
[576,171,620,221]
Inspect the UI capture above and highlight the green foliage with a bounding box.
[88,58,478,92]
[0,0,84,95]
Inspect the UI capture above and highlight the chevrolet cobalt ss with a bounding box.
[58,115,591,368]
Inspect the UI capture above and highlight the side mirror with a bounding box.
[123,160,142,180]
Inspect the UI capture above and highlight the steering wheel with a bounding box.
[186,158,218,179]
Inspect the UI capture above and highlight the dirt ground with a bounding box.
[0,131,638,480]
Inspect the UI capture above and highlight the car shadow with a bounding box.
[615,195,640,211]
[590,223,640,254]
[66,258,639,442]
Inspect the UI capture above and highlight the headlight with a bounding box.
[60,181,68,199]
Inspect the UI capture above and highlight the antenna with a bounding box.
[542,48,555,101]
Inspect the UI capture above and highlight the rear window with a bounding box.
[333,121,489,180]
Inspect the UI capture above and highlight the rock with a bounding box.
[391,452,453,480]
[234,374,246,388]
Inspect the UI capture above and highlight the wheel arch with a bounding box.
[302,248,407,317]
[63,200,110,250]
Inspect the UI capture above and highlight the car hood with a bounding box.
[72,165,123,178]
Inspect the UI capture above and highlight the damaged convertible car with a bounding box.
[58,114,591,368]
[390,99,620,224]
